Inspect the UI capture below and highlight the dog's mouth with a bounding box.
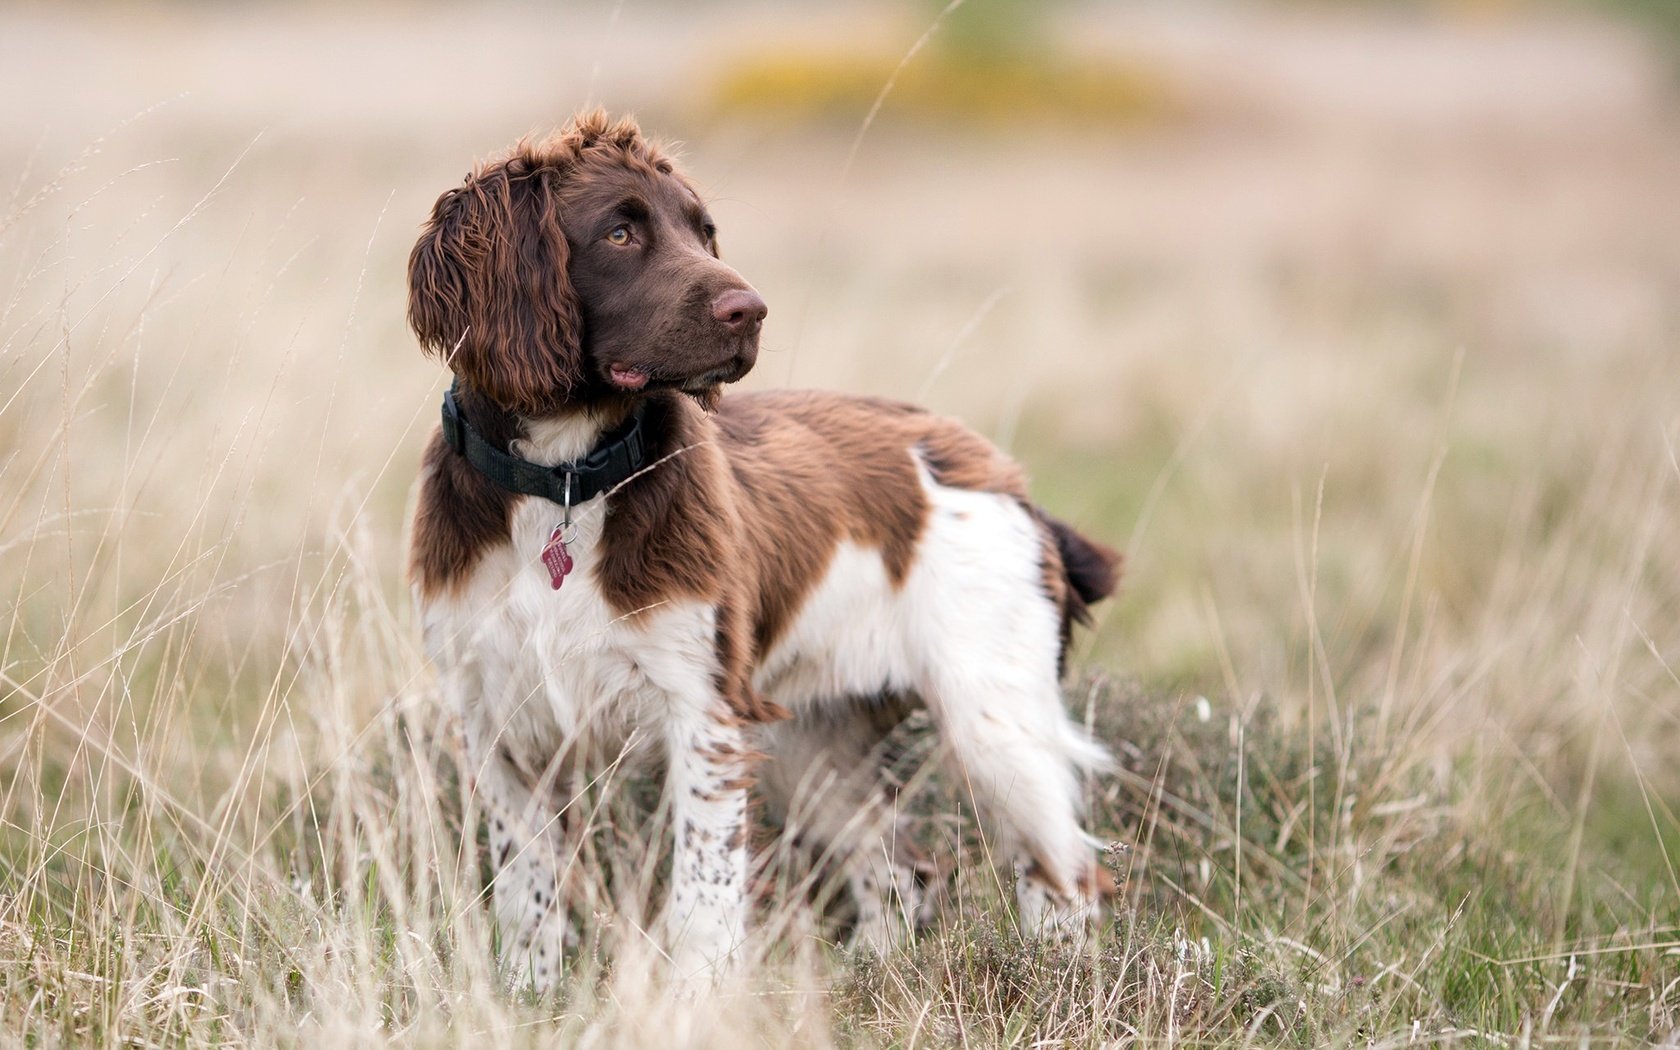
[608,364,650,391]
[606,355,753,394]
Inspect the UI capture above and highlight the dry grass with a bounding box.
[2,2,1678,1045]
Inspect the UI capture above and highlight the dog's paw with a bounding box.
[502,912,579,994]
[1014,863,1102,942]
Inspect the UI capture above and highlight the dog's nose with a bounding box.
[711,288,767,334]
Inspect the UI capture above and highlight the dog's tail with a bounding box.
[1037,510,1122,678]
[1042,512,1121,629]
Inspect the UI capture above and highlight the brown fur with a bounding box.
[410,385,520,597]
[408,150,586,416]
[408,381,1109,721]
[407,110,1118,724]
[715,389,1052,655]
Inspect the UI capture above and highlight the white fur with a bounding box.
[757,458,1110,941]
[422,435,1108,987]
[423,414,751,987]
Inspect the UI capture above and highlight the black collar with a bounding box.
[440,383,648,507]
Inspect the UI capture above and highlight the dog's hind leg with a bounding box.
[916,658,1114,936]
[918,662,1114,936]
[907,482,1115,937]
[758,696,941,952]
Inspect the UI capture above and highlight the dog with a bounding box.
[406,111,1119,986]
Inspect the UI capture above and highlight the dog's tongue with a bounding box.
[609,365,648,391]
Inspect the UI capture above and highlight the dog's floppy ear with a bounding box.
[408,160,584,416]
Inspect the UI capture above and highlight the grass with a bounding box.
[3,5,1680,1044]
[705,0,1181,130]
[708,50,1180,130]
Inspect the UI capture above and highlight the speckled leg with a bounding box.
[471,737,577,990]
[659,705,754,982]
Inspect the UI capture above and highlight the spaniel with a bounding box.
[407,111,1119,986]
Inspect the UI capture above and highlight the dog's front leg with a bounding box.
[658,701,753,982]
[469,725,577,991]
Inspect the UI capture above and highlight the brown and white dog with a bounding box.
[407,111,1119,986]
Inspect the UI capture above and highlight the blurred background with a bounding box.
[7,2,1678,670]
[3,1,1679,1040]
[5,0,1680,811]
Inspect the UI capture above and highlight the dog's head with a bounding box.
[408,111,764,416]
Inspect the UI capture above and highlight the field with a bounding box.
[2,2,1678,1045]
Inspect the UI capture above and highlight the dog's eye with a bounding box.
[606,225,632,246]
[702,223,717,242]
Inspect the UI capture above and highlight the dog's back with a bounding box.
[714,389,1120,676]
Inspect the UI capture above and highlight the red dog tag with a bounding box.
[540,524,574,590]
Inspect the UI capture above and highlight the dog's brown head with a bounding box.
[408,111,764,417]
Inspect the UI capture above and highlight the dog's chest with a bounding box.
[421,496,715,767]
